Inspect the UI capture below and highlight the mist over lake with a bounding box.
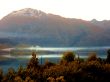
[0,46,109,73]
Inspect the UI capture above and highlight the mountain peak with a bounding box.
[91,19,98,22]
[9,8,46,18]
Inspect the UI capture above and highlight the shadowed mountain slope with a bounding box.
[0,8,110,47]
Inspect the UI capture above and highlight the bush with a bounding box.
[87,52,98,61]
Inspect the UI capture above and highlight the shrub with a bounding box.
[14,76,23,82]
[87,52,98,61]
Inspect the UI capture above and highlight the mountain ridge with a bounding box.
[0,8,110,47]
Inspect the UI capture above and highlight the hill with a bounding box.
[0,8,110,47]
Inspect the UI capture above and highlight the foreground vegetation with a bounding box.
[0,50,110,82]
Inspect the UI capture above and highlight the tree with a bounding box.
[6,68,16,81]
[62,51,75,62]
[106,49,110,63]
[27,52,39,69]
[44,60,55,68]
[0,68,3,81]
[17,65,26,80]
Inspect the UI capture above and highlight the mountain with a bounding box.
[91,19,110,28]
[0,8,110,47]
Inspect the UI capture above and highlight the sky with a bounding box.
[0,0,110,20]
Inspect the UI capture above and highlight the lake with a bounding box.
[0,46,110,73]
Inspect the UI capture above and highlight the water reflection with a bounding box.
[0,46,109,59]
[1,54,62,59]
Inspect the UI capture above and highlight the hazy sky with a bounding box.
[0,0,110,20]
